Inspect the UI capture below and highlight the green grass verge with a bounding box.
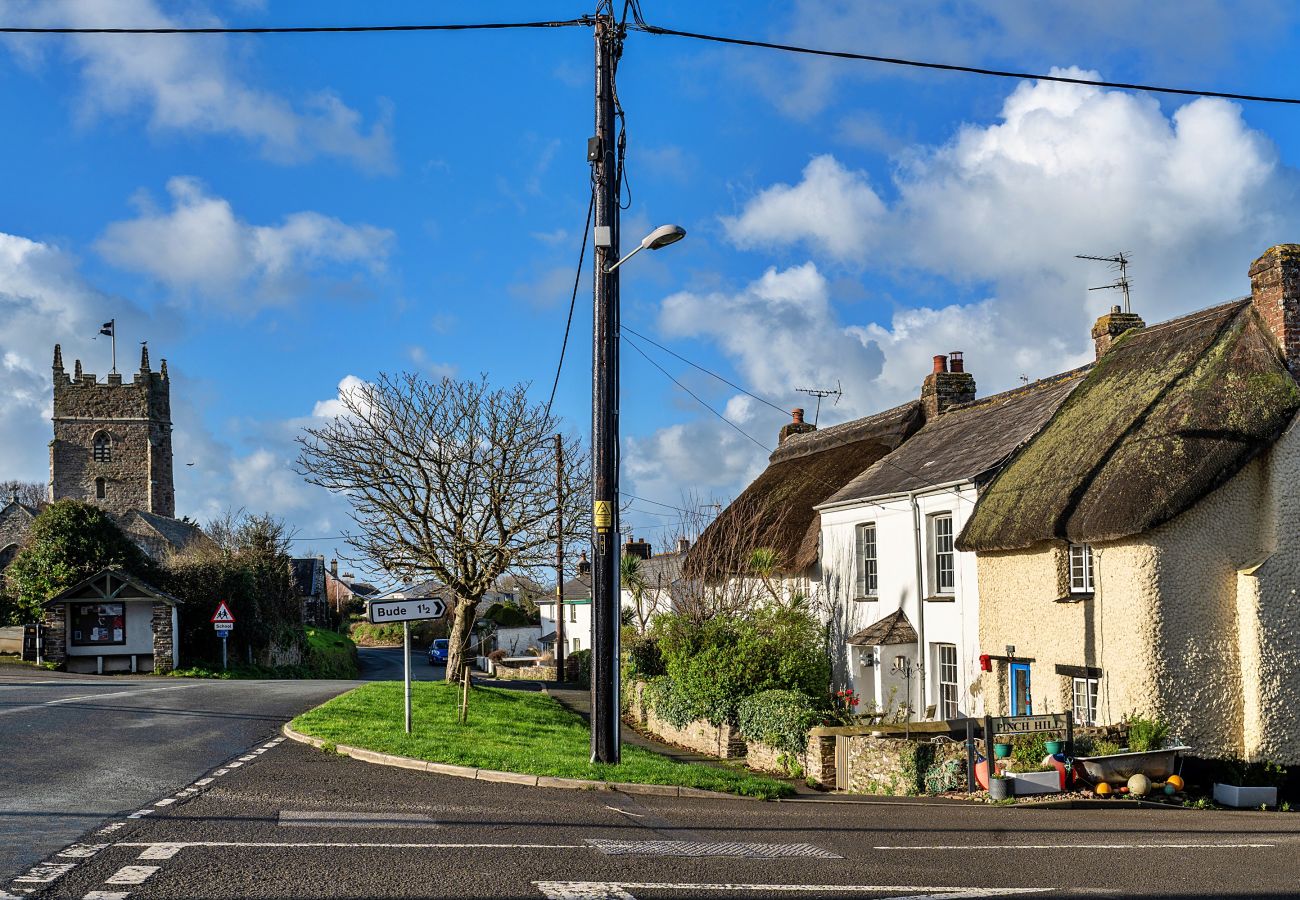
[305,627,359,678]
[291,681,793,800]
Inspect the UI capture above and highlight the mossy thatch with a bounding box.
[685,401,923,577]
[958,300,1300,552]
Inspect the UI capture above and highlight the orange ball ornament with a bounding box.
[1166,774,1185,791]
[1095,782,1112,796]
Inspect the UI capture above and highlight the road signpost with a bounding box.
[211,601,236,671]
[368,598,448,733]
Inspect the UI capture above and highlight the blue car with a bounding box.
[427,639,449,666]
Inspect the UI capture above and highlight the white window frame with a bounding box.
[1069,543,1094,593]
[930,513,955,595]
[571,636,580,653]
[855,522,878,598]
[569,602,578,623]
[936,643,959,720]
[1072,676,1100,725]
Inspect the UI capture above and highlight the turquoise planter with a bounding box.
[994,742,1012,759]
[1045,740,1064,756]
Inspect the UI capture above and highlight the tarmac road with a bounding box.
[9,731,1300,899]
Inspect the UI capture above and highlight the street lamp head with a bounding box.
[642,224,686,250]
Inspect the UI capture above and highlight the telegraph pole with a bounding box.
[589,9,622,764]
[554,433,566,684]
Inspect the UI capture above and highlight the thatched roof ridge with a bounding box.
[821,368,1088,507]
[958,299,1300,552]
[685,400,924,577]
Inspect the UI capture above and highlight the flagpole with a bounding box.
[111,319,116,374]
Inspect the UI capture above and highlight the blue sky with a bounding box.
[3,1,1300,560]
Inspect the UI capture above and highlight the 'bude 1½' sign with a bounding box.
[368,597,447,624]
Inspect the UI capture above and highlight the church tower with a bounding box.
[50,343,175,518]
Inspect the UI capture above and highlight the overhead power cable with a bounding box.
[545,190,596,420]
[0,19,591,35]
[632,22,1300,106]
[620,324,790,417]
[622,333,771,454]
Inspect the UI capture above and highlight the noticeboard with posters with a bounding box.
[70,602,126,646]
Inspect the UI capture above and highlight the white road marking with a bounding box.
[13,863,77,882]
[533,884,1050,900]
[226,761,243,768]
[193,778,214,786]
[57,844,108,859]
[603,805,644,818]
[212,768,230,776]
[0,685,196,717]
[94,823,127,837]
[0,890,23,900]
[138,845,182,860]
[125,810,153,819]
[105,866,160,886]
[82,892,131,900]
[873,843,1276,850]
[153,798,176,806]
[587,839,840,859]
[239,754,257,761]
[278,811,439,828]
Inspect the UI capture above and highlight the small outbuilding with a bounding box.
[41,568,182,674]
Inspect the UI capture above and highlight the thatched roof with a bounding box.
[821,369,1086,507]
[685,400,923,576]
[847,608,918,646]
[959,299,1300,552]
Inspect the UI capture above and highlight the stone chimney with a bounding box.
[1091,305,1146,358]
[778,408,817,444]
[577,550,591,576]
[676,537,690,554]
[921,351,976,419]
[623,536,652,561]
[1250,244,1300,372]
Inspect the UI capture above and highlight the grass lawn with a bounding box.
[290,681,793,799]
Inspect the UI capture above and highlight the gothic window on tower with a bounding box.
[95,477,106,500]
[93,431,111,463]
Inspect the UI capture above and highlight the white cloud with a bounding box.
[722,155,884,262]
[638,73,1300,502]
[310,375,371,419]
[95,177,394,307]
[3,0,393,171]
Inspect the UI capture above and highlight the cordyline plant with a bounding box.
[296,373,588,682]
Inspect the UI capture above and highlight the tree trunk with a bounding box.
[444,596,478,683]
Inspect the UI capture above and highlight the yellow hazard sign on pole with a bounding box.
[593,500,612,531]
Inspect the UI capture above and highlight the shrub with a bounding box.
[736,689,819,756]
[304,627,359,679]
[651,605,831,726]
[624,635,663,679]
[1125,714,1171,752]
[487,649,508,662]
[571,648,592,688]
[1008,732,1053,770]
[1221,757,1287,788]
[644,675,698,728]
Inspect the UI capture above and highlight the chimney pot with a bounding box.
[948,351,964,373]
[792,408,804,423]
[676,537,690,553]
[1111,304,1122,314]
[932,354,948,374]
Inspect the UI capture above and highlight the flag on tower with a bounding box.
[99,320,114,337]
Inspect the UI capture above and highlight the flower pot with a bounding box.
[1044,740,1063,756]
[1213,783,1278,809]
[994,742,1012,759]
[988,777,1010,801]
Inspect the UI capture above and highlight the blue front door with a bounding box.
[1010,662,1032,716]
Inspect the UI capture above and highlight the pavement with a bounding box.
[8,734,1300,899]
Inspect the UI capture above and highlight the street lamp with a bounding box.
[604,224,687,273]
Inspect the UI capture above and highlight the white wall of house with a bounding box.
[537,599,592,654]
[493,626,542,656]
[819,484,983,721]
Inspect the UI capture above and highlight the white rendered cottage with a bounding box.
[817,356,1084,722]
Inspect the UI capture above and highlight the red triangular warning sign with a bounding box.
[211,601,236,624]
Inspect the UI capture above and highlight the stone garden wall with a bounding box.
[842,735,968,796]
[624,680,747,759]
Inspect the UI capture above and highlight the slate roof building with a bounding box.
[960,244,1300,763]
[817,361,1086,721]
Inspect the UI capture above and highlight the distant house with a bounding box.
[324,559,377,616]
[538,553,593,656]
[817,358,1083,721]
[621,537,687,632]
[958,244,1300,763]
[0,492,39,573]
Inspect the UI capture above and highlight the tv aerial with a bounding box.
[795,381,842,427]
[1076,252,1133,313]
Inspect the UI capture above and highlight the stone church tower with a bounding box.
[50,343,175,518]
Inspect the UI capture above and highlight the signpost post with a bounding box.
[368,597,447,734]
[211,601,236,672]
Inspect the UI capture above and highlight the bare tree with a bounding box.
[296,373,587,681]
[0,481,47,509]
